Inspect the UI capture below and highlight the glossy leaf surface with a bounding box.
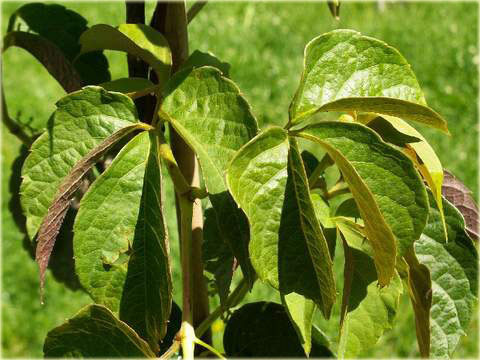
[74,132,171,351]
[162,66,258,285]
[227,128,336,315]
[79,24,171,84]
[289,29,447,133]
[296,121,429,285]
[21,86,140,240]
[43,304,155,358]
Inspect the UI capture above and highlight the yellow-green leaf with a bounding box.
[295,121,429,285]
[79,24,171,84]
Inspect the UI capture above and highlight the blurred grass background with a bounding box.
[1,1,478,358]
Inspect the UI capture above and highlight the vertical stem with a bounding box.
[152,0,211,354]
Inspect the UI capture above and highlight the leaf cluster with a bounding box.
[3,2,478,359]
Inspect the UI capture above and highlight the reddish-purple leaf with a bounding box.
[442,170,478,240]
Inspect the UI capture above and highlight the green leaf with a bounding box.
[282,138,336,316]
[413,193,478,358]
[289,29,448,133]
[99,77,154,94]
[404,247,432,357]
[282,293,316,356]
[3,31,82,93]
[21,86,140,241]
[338,246,403,358]
[442,170,479,240]
[79,24,171,84]
[227,127,288,287]
[181,49,231,76]
[363,115,422,146]
[74,132,172,352]
[223,301,334,358]
[202,207,234,305]
[43,304,155,358]
[35,124,147,294]
[161,66,258,286]
[227,128,336,316]
[7,3,110,85]
[296,121,429,285]
[362,114,447,238]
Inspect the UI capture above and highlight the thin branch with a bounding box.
[308,153,334,189]
[195,277,249,338]
[1,86,32,146]
[187,1,207,24]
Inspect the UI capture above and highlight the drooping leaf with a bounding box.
[404,246,432,357]
[79,24,171,84]
[412,193,478,358]
[35,123,148,294]
[338,246,403,358]
[21,86,140,241]
[363,115,422,146]
[161,66,258,286]
[223,302,334,358]
[281,138,336,316]
[181,49,231,76]
[300,150,320,178]
[43,304,155,358]
[74,132,171,351]
[361,114,446,238]
[295,121,429,285]
[99,77,154,94]
[311,193,337,257]
[3,32,82,93]
[7,2,110,85]
[227,127,288,288]
[282,293,316,356]
[227,128,336,315]
[202,208,234,305]
[442,170,479,240]
[289,29,448,133]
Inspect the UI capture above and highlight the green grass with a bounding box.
[1,1,478,358]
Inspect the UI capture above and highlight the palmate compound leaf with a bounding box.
[74,131,172,352]
[294,121,429,285]
[7,2,110,85]
[79,24,171,85]
[227,127,336,319]
[160,66,259,287]
[288,29,448,133]
[43,304,155,358]
[408,192,477,358]
[223,301,334,358]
